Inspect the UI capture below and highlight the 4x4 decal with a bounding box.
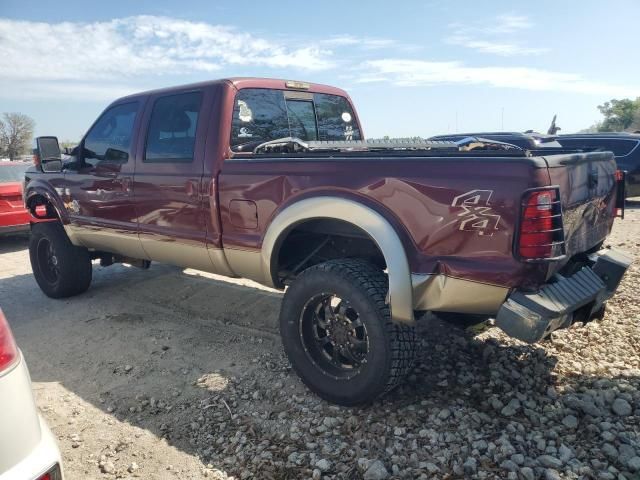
[451,189,501,236]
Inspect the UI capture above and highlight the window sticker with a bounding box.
[238,127,253,138]
[344,125,354,140]
[238,100,253,122]
[341,112,352,123]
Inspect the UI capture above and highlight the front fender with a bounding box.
[24,179,69,224]
[261,196,414,325]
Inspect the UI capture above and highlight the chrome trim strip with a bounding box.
[412,274,509,315]
[261,197,414,324]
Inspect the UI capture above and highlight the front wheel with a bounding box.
[29,222,92,298]
[279,259,417,406]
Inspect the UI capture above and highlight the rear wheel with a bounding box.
[279,259,417,406]
[29,222,92,298]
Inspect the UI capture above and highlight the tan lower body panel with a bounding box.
[223,248,268,285]
[65,224,148,260]
[412,274,509,315]
[139,237,217,273]
[65,223,239,278]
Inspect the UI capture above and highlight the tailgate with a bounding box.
[543,151,617,259]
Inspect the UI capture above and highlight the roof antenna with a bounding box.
[547,114,561,135]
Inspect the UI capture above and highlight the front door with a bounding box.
[133,90,212,271]
[64,101,146,258]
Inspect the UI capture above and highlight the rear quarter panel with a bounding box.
[219,156,552,289]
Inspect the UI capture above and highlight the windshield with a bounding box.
[230,88,361,151]
[0,163,29,183]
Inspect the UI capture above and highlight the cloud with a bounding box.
[446,13,547,56]
[446,36,548,56]
[360,59,638,97]
[322,35,396,50]
[489,14,532,34]
[0,80,139,101]
[0,16,334,84]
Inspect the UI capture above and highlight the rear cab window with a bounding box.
[230,88,361,152]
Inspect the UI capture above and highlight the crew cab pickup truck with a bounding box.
[24,78,631,405]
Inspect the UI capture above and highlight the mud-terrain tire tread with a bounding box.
[29,222,92,298]
[279,258,417,405]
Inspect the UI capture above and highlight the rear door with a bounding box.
[133,88,214,271]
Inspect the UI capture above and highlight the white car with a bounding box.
[0,309,64,480]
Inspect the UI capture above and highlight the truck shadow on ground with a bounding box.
[0,232,30,254]
[3,257,638,478]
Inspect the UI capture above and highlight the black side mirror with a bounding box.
[104,147,128,163]
[35,136,62,173]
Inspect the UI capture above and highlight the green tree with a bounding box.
[0,112,35,160]
[596,98,640,132]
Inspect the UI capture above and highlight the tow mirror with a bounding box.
[35,136,62,173]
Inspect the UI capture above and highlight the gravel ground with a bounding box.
[0,206,639,480]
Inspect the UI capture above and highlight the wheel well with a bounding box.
[26,194,60,220]
[273,219,386,287]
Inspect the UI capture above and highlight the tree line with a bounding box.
[582,97,640,133]
[0,112,35,161]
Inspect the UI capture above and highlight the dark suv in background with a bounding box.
[429,131,640,197]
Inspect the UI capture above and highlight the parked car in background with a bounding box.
[429,131,640,197]
[0,309,64,479]
[429,131,562,149]
[556,133,640,197]
[0,161,31,235]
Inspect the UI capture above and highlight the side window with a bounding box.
[230,89,289,150]
[314,93,361,141]
[83,102,138,167]
[144,91,203,163]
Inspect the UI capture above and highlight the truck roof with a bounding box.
[116,77,351,102]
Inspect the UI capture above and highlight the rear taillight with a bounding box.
[0,309,19,372]
[517,188,565,260]
[37,464,63,480]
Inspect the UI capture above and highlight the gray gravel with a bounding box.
[129,208,639,480]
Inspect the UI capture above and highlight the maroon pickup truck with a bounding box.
[25,78,631,405]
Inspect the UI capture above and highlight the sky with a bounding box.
[0,0,638,141]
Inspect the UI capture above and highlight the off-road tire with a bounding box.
[29,222,92,298]
[279,259,417,406]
